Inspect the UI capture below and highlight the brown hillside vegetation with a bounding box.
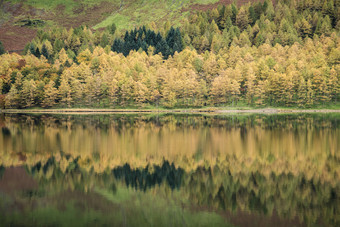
[0,0,279,51]
[43,1,118,29]
[0,1,117,51]
[0,2,38,52]
[0,167,38,195]
[0,24,36,53]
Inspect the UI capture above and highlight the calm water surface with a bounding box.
[0,113,339,227]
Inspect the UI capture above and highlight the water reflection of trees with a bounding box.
[1,113,339,181]
[0,165,4,178]
[1,113,339,226]
[18,157,340,227]
[1,113,339,130]
[185,166,339,227]
[113,161,183,190]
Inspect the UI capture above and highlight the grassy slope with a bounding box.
[92,0,220,30]
[0,0,220,50]
[4,0,219,28]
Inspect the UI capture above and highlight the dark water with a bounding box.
[0,113,339,227]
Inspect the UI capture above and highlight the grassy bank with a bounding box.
[1,107,340,114]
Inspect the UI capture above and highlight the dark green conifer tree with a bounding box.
[231,4,238,24]
[111,39,124,54]
[41,44,49,59]
[29,43,36,56]
[155,38,170,59]
[249,6,256,25]
[35,47,41,58]
[0,41,5,55]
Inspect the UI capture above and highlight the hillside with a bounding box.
[0,0,339,110]
[0,0,262,51]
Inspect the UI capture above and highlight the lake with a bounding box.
[0,113,339,227]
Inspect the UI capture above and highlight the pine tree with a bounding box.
[29,43,36,56]
[112,39,124,54]
[231,4,238,24]
[172,28,183,54]
[0,41,5,55]
[35,47,41,58]
[41,44,49,59]
[166,27,175,48]
[155,38,170,59]
[249,6,256,25]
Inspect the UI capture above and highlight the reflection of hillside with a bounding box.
[0,114,339,226]
[1,113,339,182]
[0,166,37,195]
[2,157,335,227]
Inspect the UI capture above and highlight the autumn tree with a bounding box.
[59,75,72,107]
[236,6,250,31]
[21,79,37,107]
[4,85,20,108]
[42,81,58,108]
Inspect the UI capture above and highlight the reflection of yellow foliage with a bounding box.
[0,115,339,188]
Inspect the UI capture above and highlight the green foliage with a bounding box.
[107,23,117,35]
[111,26,182,59]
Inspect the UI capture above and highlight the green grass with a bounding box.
[94,13,131,30]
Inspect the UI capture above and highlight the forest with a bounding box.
[0,0,339,109]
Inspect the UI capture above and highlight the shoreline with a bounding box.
[1,108,340,114]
